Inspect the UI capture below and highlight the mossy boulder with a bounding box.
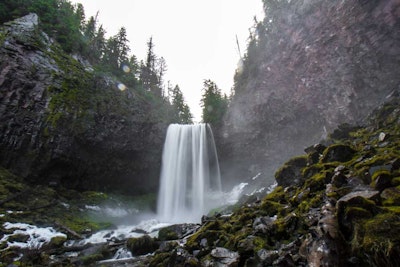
[321,144,356,163]
[381,187,400,206]
[371,169,393,191]
[47,235,67,249]
[336,191,381,235]
[158,223,198,241]
[127,235,159,256]
[352,213,400,266]
[304,143,326,164]
[275,156,308,187]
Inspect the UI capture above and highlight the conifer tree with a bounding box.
[171,85,193,124]
[201,79,228,126]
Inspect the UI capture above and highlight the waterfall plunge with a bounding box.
[157,124,222,223]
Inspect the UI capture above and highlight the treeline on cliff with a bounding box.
[0,0,193,123]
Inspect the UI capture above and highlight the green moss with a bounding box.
[302,163,337,179]
[127,235,158,256]
[0,30,6,46]
[384,206,400,214]
[262,186,287,203]
[47,235,67,248]
[370,169,392,190]
[81,253,105,265]
[321,144,356,163]
[345,207,373,220]
[82,191,108,204]
[149,252,170,267]
[260,200,284,216]
[158,227,179,241]
[303,172,331,192]
[62,216,112,234]
[360,213,400,264]
[354,152,399,171]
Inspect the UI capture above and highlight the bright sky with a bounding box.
[70,0,264,122]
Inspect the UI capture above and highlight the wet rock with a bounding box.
[76,244,112,266]
[158,223,199,241]
[126,235,158,256]
[210,247,239,266]
[256,249,279,266]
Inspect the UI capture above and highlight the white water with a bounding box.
[157,124,222,223]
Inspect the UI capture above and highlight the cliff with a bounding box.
[219,0,400,186]
[0,14,168,194]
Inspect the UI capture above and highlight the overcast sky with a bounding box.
[70,0,264,122]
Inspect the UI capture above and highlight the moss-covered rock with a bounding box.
[127,235,159,256]
[381,187,400,206]
[321,144,356,163]
[371,169,393,191]
[275,156,308,187]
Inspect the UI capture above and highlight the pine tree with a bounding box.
[171,85,193,124]
[201,79,228,126]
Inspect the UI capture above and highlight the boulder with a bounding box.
[275,156,308,187]
[127,235,158,256]
[371,170,393,191]
[381,187,400,206]
[321,144,356,163]
[158,223,199,241]
[210,247,239,266]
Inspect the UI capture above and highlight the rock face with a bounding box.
[0,14,167,194]
[219,0,400,185]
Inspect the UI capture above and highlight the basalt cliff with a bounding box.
[219,0,400,186]
[0,14,168,194]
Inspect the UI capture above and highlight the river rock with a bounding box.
[158,223,199,241]
[126,235,158,256]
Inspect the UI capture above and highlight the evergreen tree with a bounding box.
[102,27,130,73]
[171,85,193,124]
[201,80,228,126]
[140,37,162,96]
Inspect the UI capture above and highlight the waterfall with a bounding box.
[157,124,222,223]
